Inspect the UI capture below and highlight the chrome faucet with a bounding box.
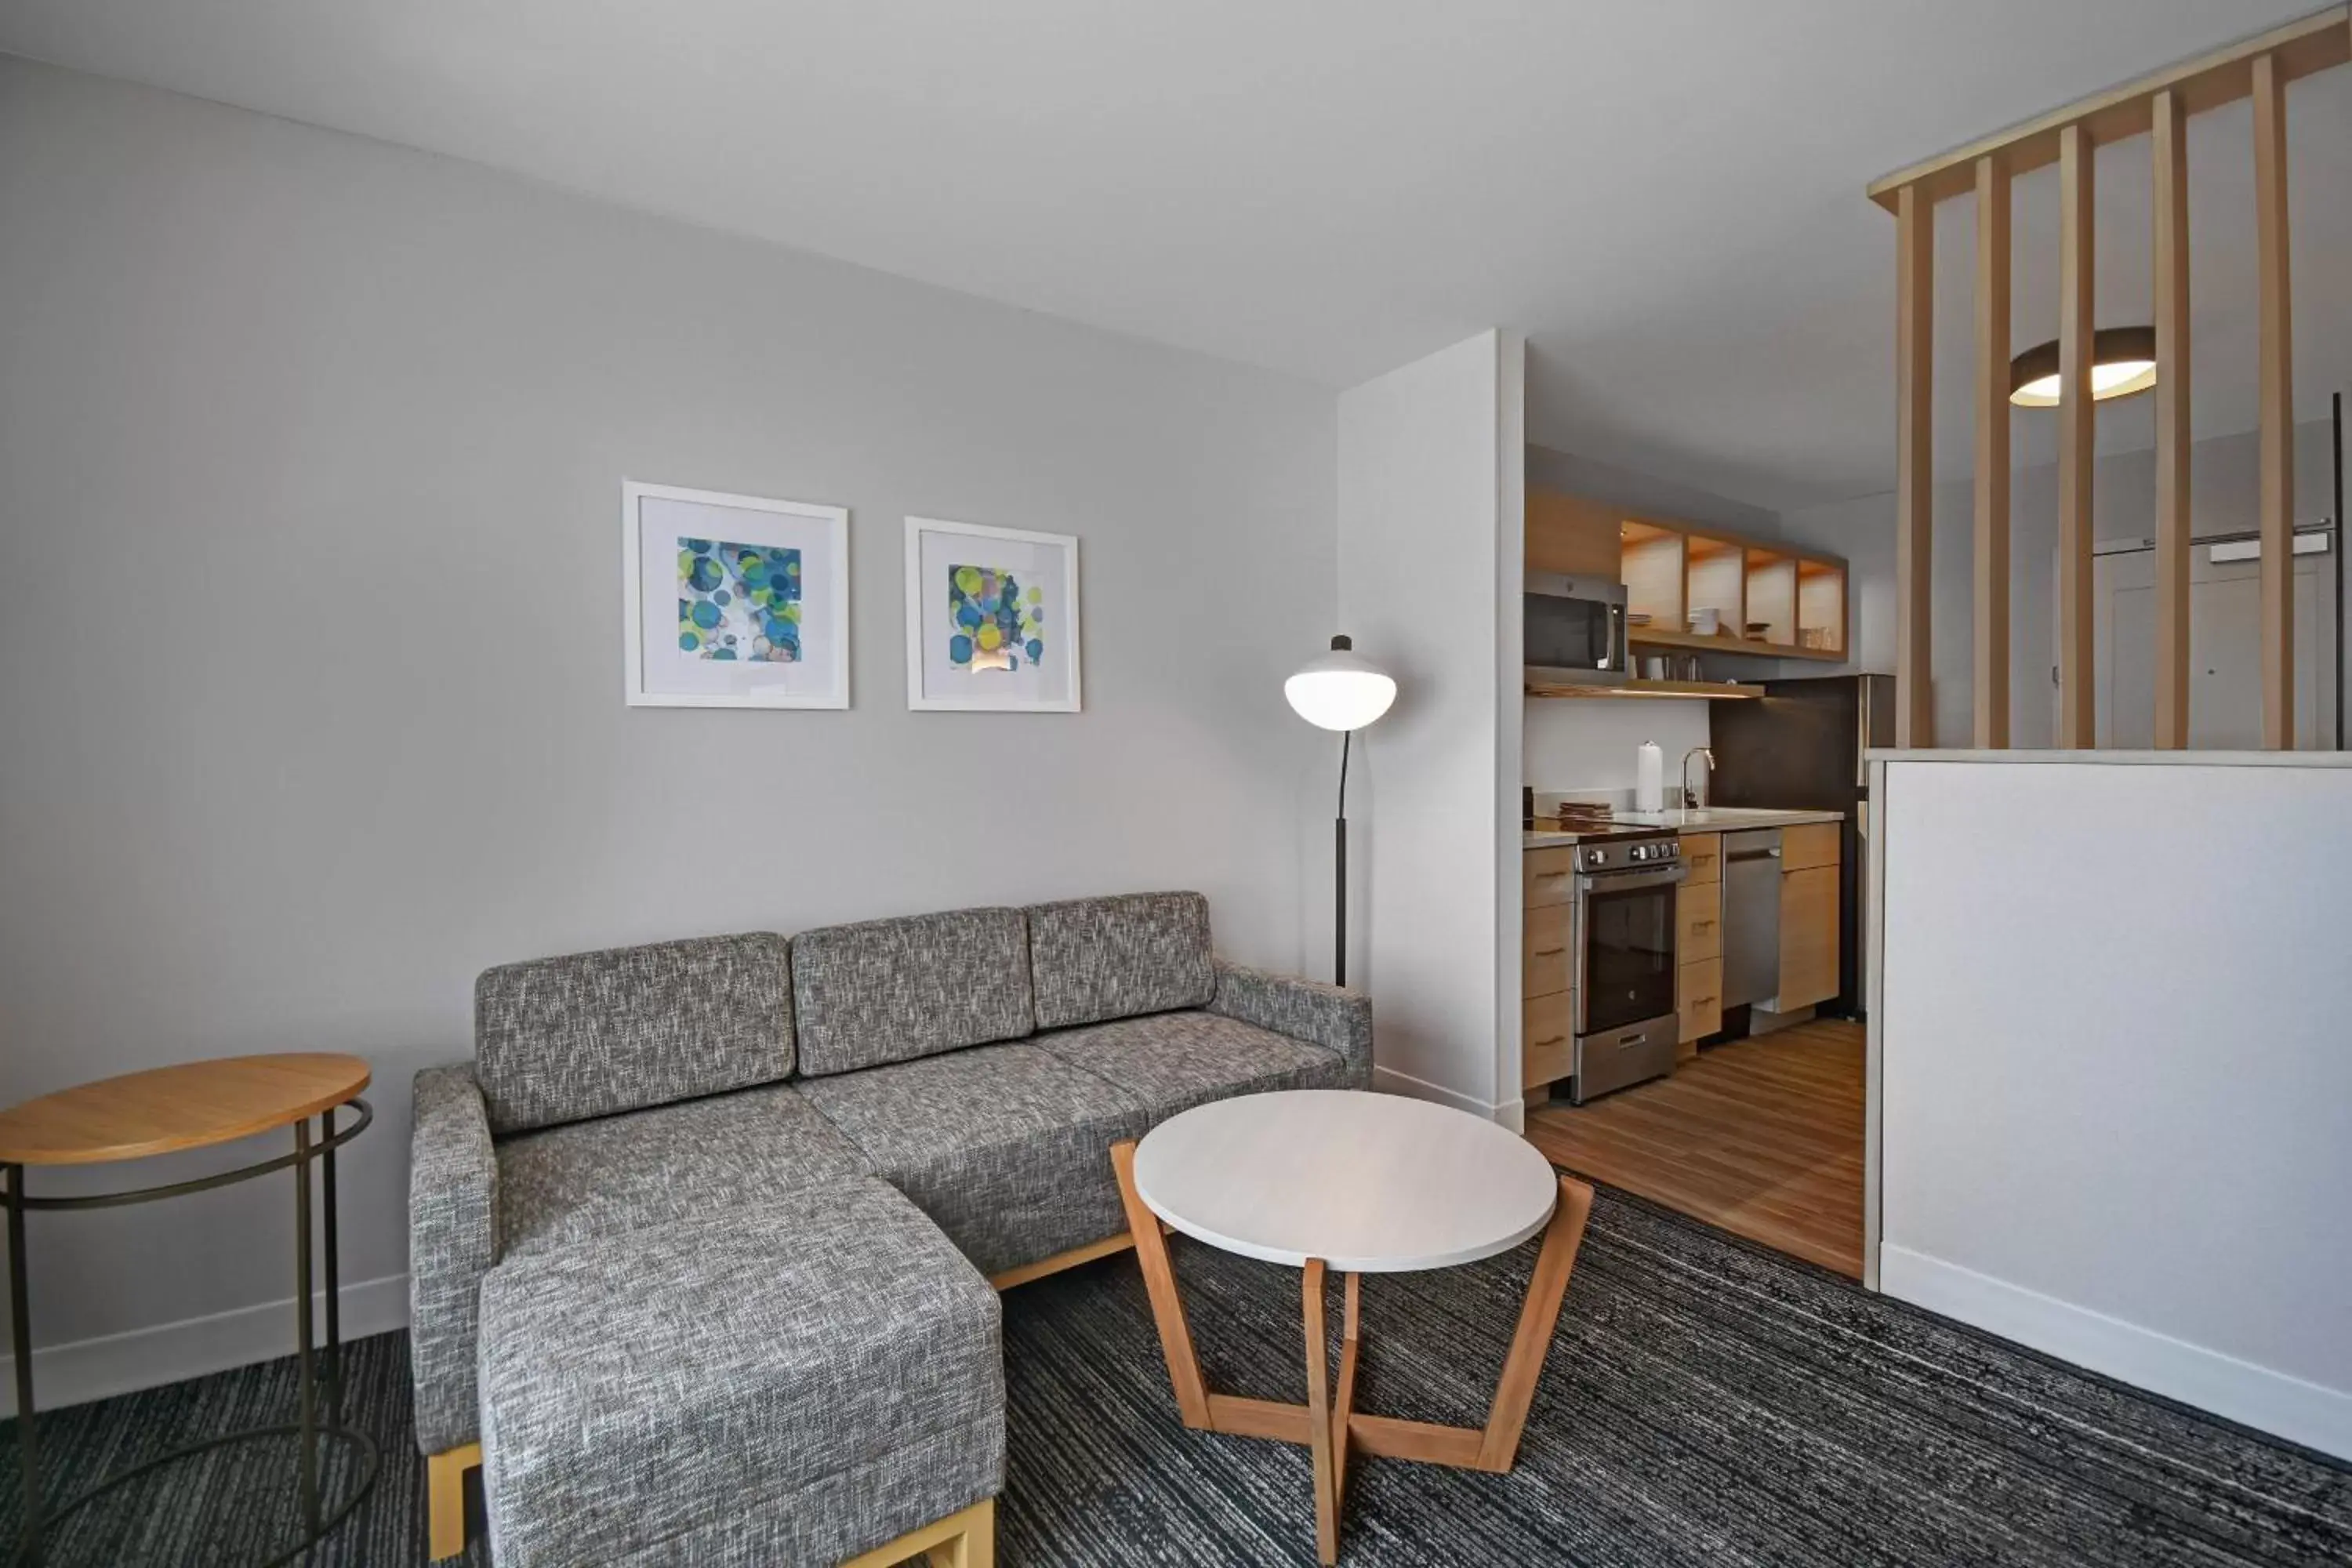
[1682,746,1715,811]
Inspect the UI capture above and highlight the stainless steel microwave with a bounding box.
[1526,573,1630,685]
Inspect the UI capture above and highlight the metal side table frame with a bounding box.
[5,1097,379,1567]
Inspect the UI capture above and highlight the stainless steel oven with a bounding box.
[1568,834,1684,1104]
[1525,573,1630,686]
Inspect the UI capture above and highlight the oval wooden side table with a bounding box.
[0,1053,377,1566]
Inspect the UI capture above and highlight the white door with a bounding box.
[2084,542,2337,750]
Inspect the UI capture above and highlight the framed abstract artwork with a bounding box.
[902,516,1081,713]
[621,481,849,709]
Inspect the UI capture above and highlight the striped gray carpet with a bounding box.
[2,1187,2344,1565]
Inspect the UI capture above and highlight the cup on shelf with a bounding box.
[1689,608,1722,636]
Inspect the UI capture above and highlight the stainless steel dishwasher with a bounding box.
[1720,829,1783,1011]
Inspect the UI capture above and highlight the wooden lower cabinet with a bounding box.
[1523,849,1577,1091]
[1523,903,1570,1000]
[1675,837,1723,1056]
[1523,989,1573,1091]
[1676,956,1722,1055]
[1776,862,1841,1011]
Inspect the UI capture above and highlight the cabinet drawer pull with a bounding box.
[1692,995,1716,1008]
[1690,919,1715,932]
[1534,871,1568,884]
[1530,1034,1568,1050]
[1531,944,1566,957]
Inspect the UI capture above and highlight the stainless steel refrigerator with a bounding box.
[1706,674,1894,1018]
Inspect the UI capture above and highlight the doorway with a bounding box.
[2083,533,2339,749]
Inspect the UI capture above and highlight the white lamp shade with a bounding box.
[1285,640,1396,731]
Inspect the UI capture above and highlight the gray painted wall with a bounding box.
[0,56,1339,1386]
[1777,418,2343,747]
[1525,442,1779,535]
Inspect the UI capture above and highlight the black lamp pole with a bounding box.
[1335,727,1352,988]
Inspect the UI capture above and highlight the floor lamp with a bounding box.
[1284,636,1396,987]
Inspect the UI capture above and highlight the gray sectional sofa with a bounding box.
[408,890,1370,1566]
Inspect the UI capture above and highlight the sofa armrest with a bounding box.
[1207,959,1373,1081]
[409,1063,499,1454]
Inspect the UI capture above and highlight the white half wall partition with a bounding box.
[1337,330,1526,1129]
[1869,751,2352,1461]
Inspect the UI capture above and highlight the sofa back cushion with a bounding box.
[1027,891,1215,1029]
[474,932,793,1134]
[791,907,1035,1077]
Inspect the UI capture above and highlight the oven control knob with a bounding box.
[1589,849,1607,866]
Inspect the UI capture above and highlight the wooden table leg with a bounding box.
[1330,1272,1360,1516]
[1475,1174,1594,1472]
[1111,1140,1210,1427]
[1301,1259,1338,1566]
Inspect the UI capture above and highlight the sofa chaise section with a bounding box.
[479,1181,1003,1566]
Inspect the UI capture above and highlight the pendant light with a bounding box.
[2008,325,2158,407]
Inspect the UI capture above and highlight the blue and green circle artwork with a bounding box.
[673,536,804,663]
[946,562,1045,673]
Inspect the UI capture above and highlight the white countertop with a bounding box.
[1523,805,1844,848]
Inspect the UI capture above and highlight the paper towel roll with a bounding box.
[1635,741,1664,813]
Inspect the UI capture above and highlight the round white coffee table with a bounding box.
[1111,1090,1595,1566]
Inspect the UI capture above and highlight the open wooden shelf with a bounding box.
[1629,626,1847,662]
[1527,676,1766,701]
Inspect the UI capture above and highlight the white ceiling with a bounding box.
[1,0,2344,511]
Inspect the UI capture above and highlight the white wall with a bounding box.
[1525,443,1780,536]
[1780,419,2342,743]
[1524,700,1711,798]
[0,57,1341,1406]
[1337,331,1524,1126]
[1874,753,2352,1460]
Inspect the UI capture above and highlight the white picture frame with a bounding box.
[902,516,1082,713]
[622,481,850,710]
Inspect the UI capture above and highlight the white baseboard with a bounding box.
[2,1273,410,1417]
[1880,1245,2352,1463]
[1371,1065,1525,1132]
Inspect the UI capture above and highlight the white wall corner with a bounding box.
[1337,330,1518,1118]
[1490,330,1526,1116]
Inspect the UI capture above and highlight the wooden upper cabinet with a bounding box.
[1525,489,1849,662]
[1526,491,1623,580]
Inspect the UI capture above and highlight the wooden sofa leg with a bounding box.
[426,1442,481,1560]
[844,1496,994,1568]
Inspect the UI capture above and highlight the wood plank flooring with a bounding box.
[1523,1019,1864,1278]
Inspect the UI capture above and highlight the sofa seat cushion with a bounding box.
[495,1083,870,1260]
[1032,1010,1349,1123]
[791,907,1034,1077]
[1026,891,1215,1029]
[479,1180,1002,1567]
[474,931,793,1134]
[797,1044,1149,1276]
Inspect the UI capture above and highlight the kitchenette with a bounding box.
[1515,485,1877,1278]
[1520,805,1846,1105]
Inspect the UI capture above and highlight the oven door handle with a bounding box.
[1573,864,1689,895]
